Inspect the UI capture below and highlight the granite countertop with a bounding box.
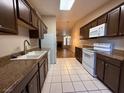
[76,45,93,49]
[96,49,124,62]
[0,48,49,93]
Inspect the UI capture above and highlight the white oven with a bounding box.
[82,43,113,77]
[83,48,96,77]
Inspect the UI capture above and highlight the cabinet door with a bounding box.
[97,14,107,25]
[83,24,91,39]
[107,8,120,36]
[91,20,98,27]
[96,59,104,81]
[17,0,31,24]
[39,63,45,89]
[0,0,17,34]
[119,64,124,93]
[28,72,40,93]
[119,5,124,35]
[104,63,120,93]
[39,21,44,39]
[31,10,38,28]
[44,58,48,78]
[80,27,84,39]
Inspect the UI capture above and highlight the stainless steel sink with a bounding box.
[11,51,47,60]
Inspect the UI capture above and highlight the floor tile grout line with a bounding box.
[46,58,112,93]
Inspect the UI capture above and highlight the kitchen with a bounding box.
[0,0,124,93]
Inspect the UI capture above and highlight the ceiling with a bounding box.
[28,0,113,36]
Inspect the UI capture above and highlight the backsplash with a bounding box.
[0,25,39,57]
[82,36,124,50]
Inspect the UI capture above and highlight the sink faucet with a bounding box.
[24,40,31,54]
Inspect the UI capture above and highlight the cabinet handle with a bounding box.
[105,64,108,67]
[0,25,3,28]
[102,61,104,64]
[29,84,33,88]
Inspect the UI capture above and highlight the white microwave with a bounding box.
[89,23,107,38]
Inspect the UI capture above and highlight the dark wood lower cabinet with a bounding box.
[96,59,104,81]
[119,63,124,93]
[39,62,45,89]
[28,72,40,93]
[10,54,48,93]
[104,63,120,93]
[44,58,48,78]
[75,47,82,64]
[96,53,124,93]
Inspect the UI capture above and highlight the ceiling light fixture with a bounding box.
[60,0,75,11]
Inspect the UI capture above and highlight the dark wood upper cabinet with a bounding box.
[107,7,120,36]
[91,20,98,27]
[80,23,91,39]
[0,0,17,34]
[84,24,91,39]
[97,14,108,25]
[29,20,46,39]
[96,59,105,81]
[17,0,31,24]
[80,27,87,39]
[31,10,38,28]
[119,4,124,36]
[104,63,120,93]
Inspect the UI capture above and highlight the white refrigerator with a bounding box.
[41,33,56,64]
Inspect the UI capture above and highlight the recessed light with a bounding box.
[60,0,75,11]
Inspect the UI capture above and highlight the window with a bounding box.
[63,36,71,45]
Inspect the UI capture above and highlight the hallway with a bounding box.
[57,48,74,58]
[42,58,112,93]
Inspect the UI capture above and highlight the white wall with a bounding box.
[0,24,39,57]
[41,16,57,64]
[71,0,124,52]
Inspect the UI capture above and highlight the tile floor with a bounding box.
[42,58,112,93]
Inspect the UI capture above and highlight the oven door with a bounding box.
[83,50,95,69]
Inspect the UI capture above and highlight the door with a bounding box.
[39,62,45,89]
[104,63,120,93]
[28,72,40,93]
[107,8,120,36]
[17,0,31,24]
[119,5,124,35]
[96,58,104,81]
[0,0,17,34]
